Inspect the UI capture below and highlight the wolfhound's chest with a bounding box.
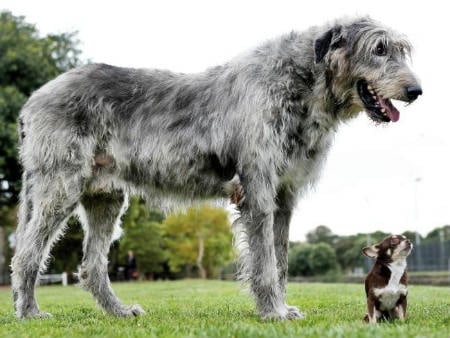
[280,124,334,188]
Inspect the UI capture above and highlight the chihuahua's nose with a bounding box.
[405,85,423,101]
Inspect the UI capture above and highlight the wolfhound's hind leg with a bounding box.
[11,172,82,318]
[77,191,145,317]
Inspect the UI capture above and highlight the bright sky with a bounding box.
[2,0,449,241]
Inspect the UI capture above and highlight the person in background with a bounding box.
[125,250,137,281]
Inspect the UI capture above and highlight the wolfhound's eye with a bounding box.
[374,42,387,56]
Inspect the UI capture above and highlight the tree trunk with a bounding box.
[196,236,206,279]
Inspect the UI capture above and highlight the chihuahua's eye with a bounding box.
[374,42,387,56]
[390,238,400,245]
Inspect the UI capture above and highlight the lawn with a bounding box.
[0,280,448,338]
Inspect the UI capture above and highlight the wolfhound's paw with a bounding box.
[115,304,145,317]
[18,311,53,319]
[261,305,304,321]
[33,311,53,319]
[286,305,305,320]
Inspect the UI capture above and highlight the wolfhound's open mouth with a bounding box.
[357,79,400,123]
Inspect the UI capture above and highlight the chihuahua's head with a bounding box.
[362,234,413,263]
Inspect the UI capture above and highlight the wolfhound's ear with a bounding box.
[314,26,345,63]
[362,245,379,259]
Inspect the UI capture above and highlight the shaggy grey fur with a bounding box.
[11,16,421,320]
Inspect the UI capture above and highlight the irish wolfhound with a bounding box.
[11,16,421,320]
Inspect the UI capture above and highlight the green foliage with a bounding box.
[0,204,16,231]
[301,227,397,275]
[0,86,27,205]
[163,205,234,278]
[289,243,313,276]
[0,11,82,206]
[402,230,423,243]
[0,11,81,95]
[47,217,84,274]
[289,242,338,276]
[425,225,450,241]
[0,205,16,273]
[306,225,336,245]
[334,235,367,272]
[307,242,338,275]
[119,198,167,274]
[368,230,390,242]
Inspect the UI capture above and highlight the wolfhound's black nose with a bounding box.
[405,85,423,101]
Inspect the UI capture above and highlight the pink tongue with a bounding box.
[380,98,400,122]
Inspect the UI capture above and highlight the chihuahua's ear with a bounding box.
[362,245,379,259]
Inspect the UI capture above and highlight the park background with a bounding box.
[0,2,449,337]
[0,1,449,286]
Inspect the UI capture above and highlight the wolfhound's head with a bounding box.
[314,17,422,123]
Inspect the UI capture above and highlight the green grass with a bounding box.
[0,281,448,337]
[408,271,450,277]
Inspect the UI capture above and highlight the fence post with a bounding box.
[448,257,450,285]
[439,230,446,271]
[62,272,68,286]
[415,232,423,271]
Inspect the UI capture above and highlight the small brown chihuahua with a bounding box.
[362,235,413,323]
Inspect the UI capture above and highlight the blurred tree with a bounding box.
[401,230,423,244]
[308,242,338,275]
[46,217,83,275]
[48,198,167,279]
[306,225,336,245]
[334,235,366,272]
[0,11,82,206]
[118,198,167,276]
[424,225,450,241]
[288,242,338,276]
[163,205,233,278]
[369,231,390,243]
[288,243,313,276]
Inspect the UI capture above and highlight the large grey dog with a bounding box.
[11,16,421,320]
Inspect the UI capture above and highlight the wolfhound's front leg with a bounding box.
[238,171,295,320]
[77,191,144,317]
[273,185,304,319]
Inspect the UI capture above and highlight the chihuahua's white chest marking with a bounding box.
[373,261,408,311]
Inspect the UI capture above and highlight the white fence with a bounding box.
[38,272,68,286]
